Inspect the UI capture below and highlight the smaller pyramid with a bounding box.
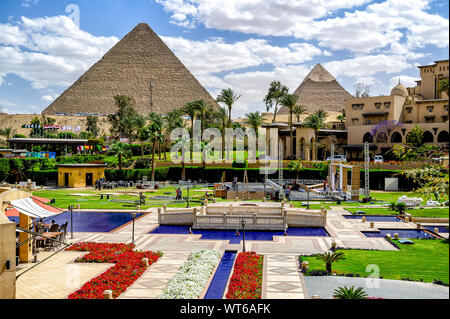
[278,64,351,114]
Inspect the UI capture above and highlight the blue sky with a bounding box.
[0,0,448,117]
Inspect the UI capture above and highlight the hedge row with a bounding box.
[2,165,417,191]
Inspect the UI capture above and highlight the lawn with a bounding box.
[301,239,449,283]
[32,186,214,210]
[345,207,449,218]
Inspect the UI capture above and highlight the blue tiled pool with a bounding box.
[344,215,403,222]
[8,212,145,233]
[204,251,237,299]
[362,229,435,239]
[150,225,329,243]
[422,225,449,233]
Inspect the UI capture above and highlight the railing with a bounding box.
[194,213,287,230]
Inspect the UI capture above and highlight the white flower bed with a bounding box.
[158,249,221,299]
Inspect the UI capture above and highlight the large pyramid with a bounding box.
[278,63,352,114]
[42,23,218,115]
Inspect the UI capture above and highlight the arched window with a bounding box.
[423,131,434,143]
[363,132,373,143]
[391,132,402,143]
[437,130,449,143]
[376,133,387,143]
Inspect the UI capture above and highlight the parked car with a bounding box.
[374,155,384,163]
[326,155,347,162]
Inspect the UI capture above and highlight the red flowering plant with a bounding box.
[226,251,263,299]
[66,242,162,299]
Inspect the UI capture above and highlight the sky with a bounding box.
[0,0,448,118]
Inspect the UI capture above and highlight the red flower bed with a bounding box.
[226,251,263,299]
[66,242,162,299]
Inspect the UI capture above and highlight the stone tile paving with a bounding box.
[16,205,431,299]
[264,254,305,299]
[119,251,190,299]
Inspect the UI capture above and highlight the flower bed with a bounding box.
[66,242,162,299]
[226,252,263,299]
[159,249,221,299]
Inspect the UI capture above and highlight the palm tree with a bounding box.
[192,99,212,132]
[280,94,299,157]
[288,161,304,179]
[318,135,338,160]
[181,101,198,161]
[312,251,345,273]
[148,112,164,159]
[217,88,241,127]
[164,109,185,161]
[244,111,267,157]
[337,113,345,128]
[264,80,289,123]
[0,127,17,147]
[333,286,368,299]
[108,142,131,170]
[147,122,164,181]
[215,107,228,160]
[304,110,329,160]
[120,114,145,146]
[293,104,307,123]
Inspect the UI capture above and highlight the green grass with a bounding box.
[302,239,449,283]
[346,207,449,218]
[32,186,214,210]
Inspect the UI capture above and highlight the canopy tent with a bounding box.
[9,197,64,219]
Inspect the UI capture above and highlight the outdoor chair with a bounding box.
[49,224,59,232]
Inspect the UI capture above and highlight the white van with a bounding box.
[374,155,384,163]
[327,155,347,162]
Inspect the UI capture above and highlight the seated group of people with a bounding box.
[36,219,66,233]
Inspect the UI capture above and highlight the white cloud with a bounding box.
[0,16,118,89]
[156,0,448,53]
[389,75,419,89]
[323,54,413,78]
[21,0,39,7]
[161,36,324,75]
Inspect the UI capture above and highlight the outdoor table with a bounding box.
[36,232,62,249]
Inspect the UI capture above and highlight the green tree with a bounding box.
[333,286,368,299]
[438,79,449,96]
[181,101,198,161]
[280,93,299,157]
[288,160,304,179]
[108,95,139,138]
[86,115,100,138]
[244,111,267,156]
[293,104,307,123]
[108,142,131,170]
[263,80,289,123]
[216,88,241,126]
[312,251,345,273]
[406,126,424,147]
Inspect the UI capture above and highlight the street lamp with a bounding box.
[131,212,136,245]
[241,218,247,252]
[69,205,74,239]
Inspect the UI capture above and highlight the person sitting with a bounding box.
[285,188,291,200]
[48,220,59,232]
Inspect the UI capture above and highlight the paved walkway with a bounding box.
[16,205,440,299]
[264,254,306,299]
[119,251,190,299]
[16,251,113,299]
[303,276,449,299]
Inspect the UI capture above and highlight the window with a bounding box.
[425,117,435,123]
[352,104,364,110]
[442,115,448,122]
[384,102,390,109]
[406,120,412,124]
[427,106,434,112]
[352,118,358,125]
[445,105,449,112]
[375,103,381,109]
[406,107,412,114]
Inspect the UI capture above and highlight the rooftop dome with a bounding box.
[390,81,409,96]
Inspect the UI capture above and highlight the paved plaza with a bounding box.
[15,206,448,299]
